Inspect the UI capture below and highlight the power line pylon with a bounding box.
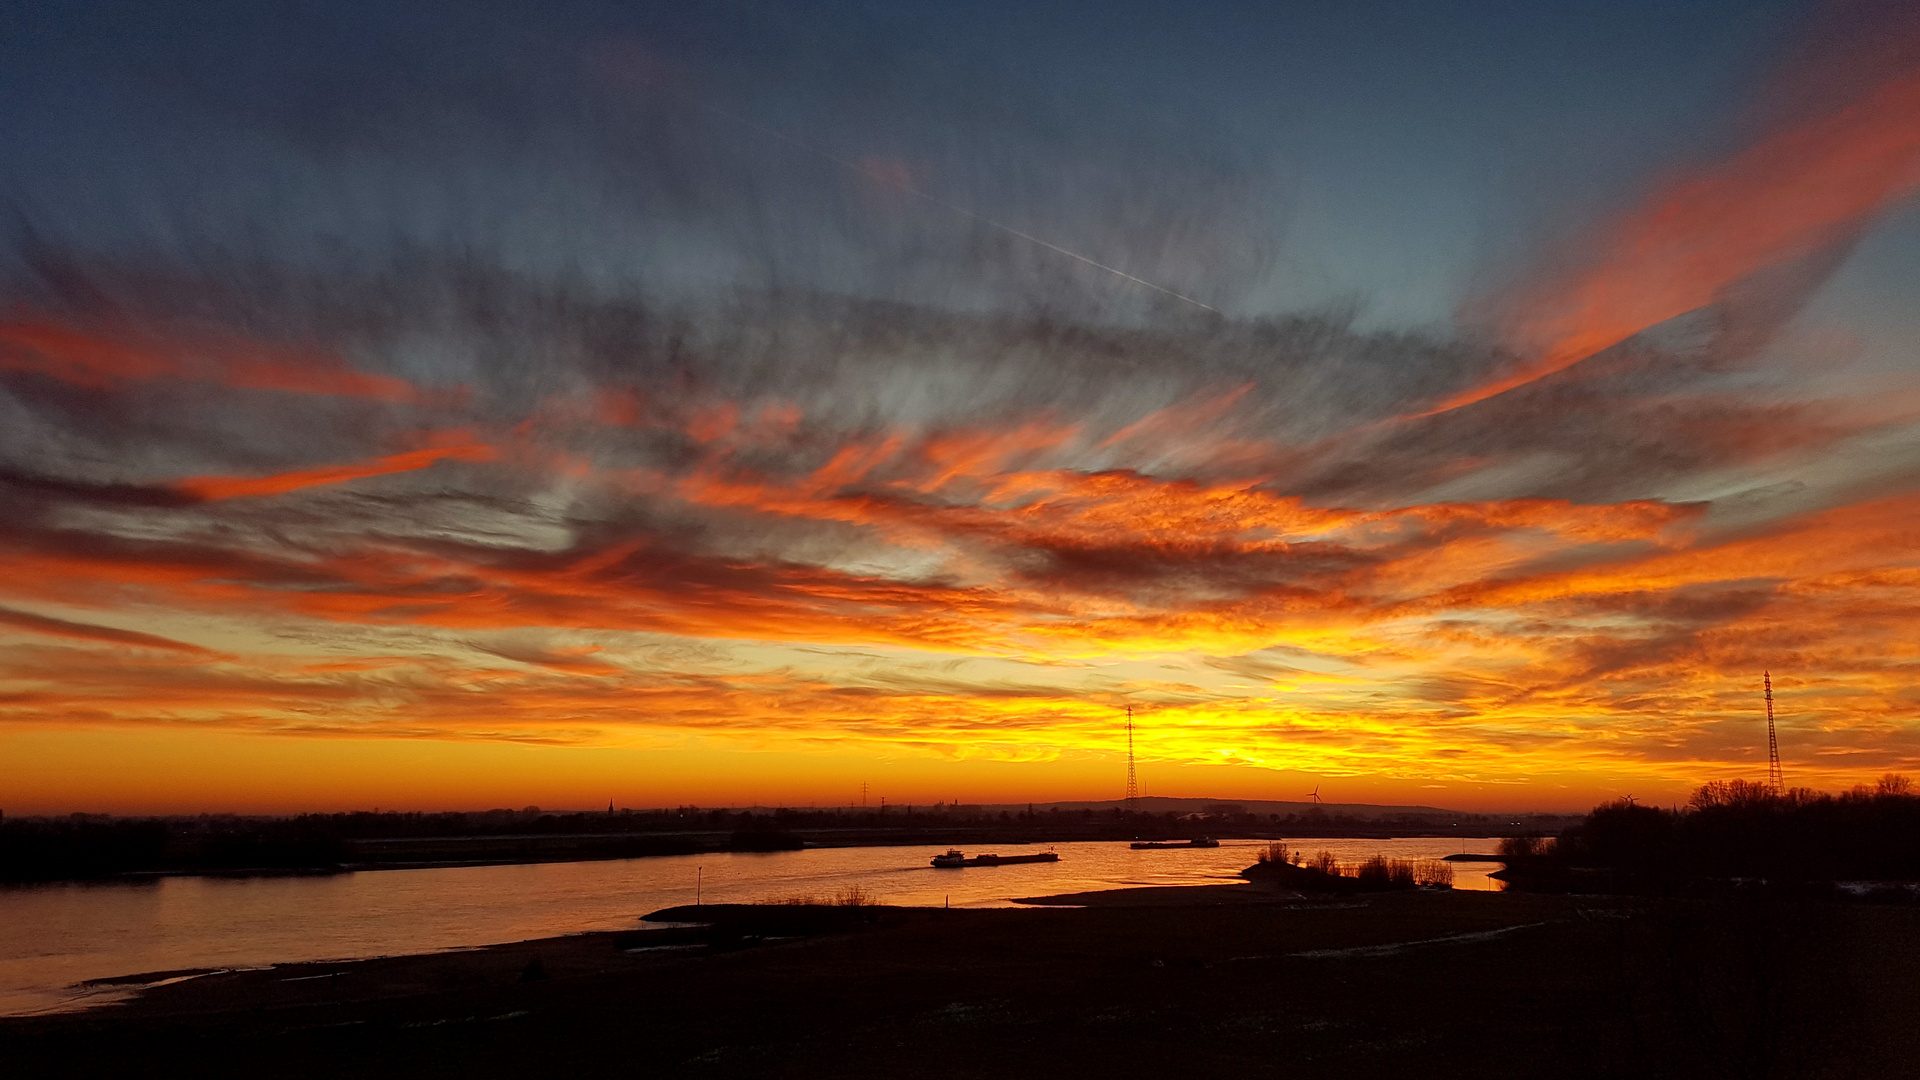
[1764,671,1783,794]
[1124,705,1139,810]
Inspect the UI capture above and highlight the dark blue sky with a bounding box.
[2,0,1823,328]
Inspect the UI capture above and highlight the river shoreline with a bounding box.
[4,828,1523,885]
[6,886,1916,1079]
[0,838,1521,1017]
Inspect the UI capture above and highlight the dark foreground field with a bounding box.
[5,888,1917,1079]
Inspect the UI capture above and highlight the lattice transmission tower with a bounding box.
[1124,705,1140,809]
[1764,671,1783,794]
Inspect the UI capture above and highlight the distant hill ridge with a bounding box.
[1036,795,1466,810]
[702,797,1551,819]
[1000,796,1473,818]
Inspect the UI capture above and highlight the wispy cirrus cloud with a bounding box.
[3,1,1919,811]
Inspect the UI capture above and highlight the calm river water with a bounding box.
[0,836,1500,1016]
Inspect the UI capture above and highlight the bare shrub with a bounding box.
[1499,834,1546,860]
[1309,850,1340,876]
[1355,857,1423,889]
[1413,859,1454,887]
[1259,842,1291,865]
[1354,856,1392,887]
[834,884,874,907]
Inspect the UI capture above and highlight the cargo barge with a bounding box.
[930,849,1060,868]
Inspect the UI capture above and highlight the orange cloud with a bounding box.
[0,605,214,654]
[6,354,1918,807]
[174,436,499,500]
[1429,59,1920,416]
[0,318,423,402]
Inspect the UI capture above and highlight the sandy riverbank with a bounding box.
[1014,881,1308,906]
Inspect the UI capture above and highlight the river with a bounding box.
[0,836,1501,1016]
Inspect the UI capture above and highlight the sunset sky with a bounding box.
[3,0,1919,813]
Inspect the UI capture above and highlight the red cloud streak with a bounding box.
[1428,61,1920,417]
[0,319,422,402]
[175,439,499,500]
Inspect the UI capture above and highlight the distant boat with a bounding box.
[930,849,1060,868]
[1129,836,1219,850]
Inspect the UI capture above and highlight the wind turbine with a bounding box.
[1308,786,1322,805]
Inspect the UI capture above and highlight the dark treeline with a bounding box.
[0,816,342,882]
[1499,774,1920,896]
[0,801,1539,883]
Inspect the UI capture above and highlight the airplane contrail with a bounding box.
[696,99,1222,315]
